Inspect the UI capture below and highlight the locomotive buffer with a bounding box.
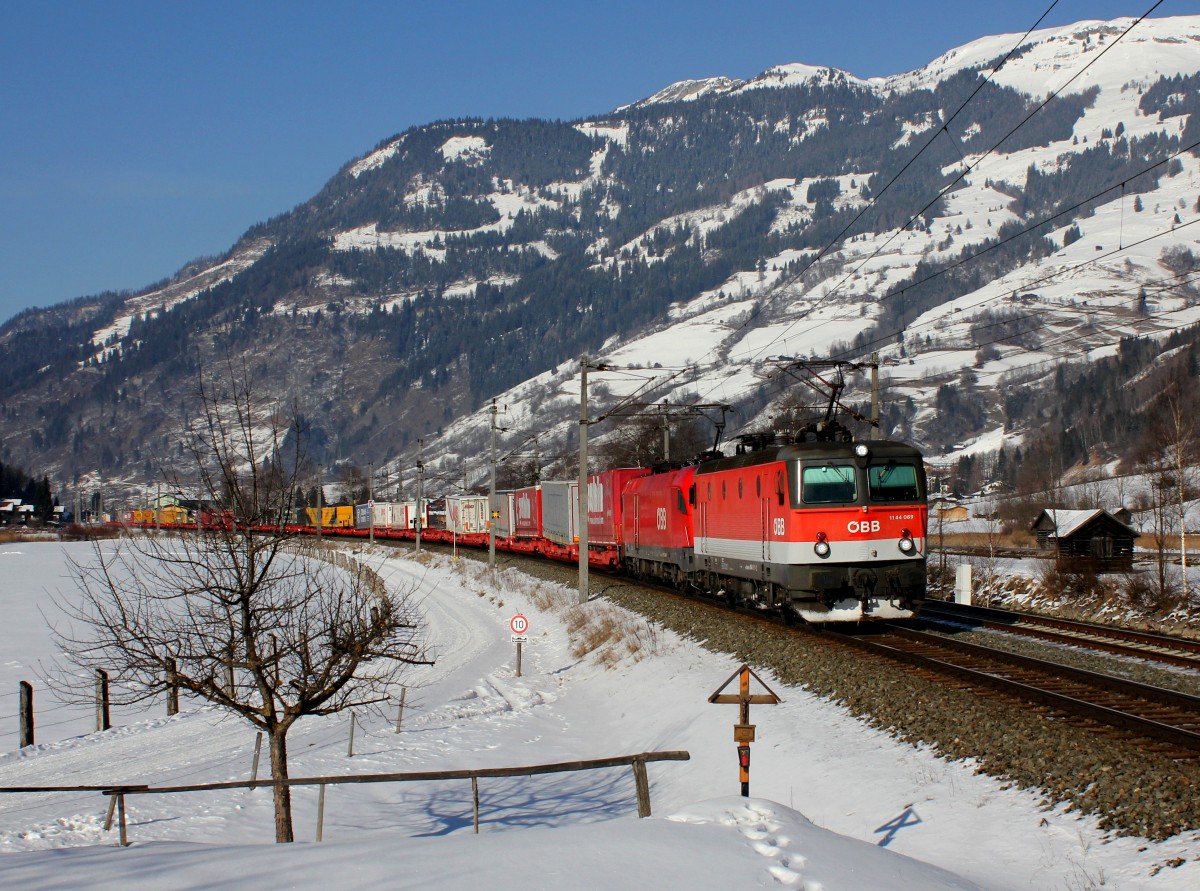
[708,663,782,797]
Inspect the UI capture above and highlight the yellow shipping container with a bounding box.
[304,505,355,528]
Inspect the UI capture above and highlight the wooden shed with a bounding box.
[1031,508,1137,572]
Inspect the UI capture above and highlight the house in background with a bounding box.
[1031,508,1137,573]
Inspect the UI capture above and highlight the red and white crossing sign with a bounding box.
[509,614,529,636]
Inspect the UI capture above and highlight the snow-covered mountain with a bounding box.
[3,15,1200,504]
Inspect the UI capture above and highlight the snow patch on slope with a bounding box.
[348,135,406,178]
[441,135,491,165]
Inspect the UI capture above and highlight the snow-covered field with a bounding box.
[2,540,1198,889]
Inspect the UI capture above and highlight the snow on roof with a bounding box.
[1040,508,1132,538]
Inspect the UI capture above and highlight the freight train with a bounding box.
[128,431,928,623]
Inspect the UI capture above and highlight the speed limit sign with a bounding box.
[510,614,529,636]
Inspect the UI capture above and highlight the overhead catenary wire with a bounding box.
[855,267,1200,396]
[835,214,1200,364]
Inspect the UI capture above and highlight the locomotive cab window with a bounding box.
[800,464,857,503]
[867,461,921,502]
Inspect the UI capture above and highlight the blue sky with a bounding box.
[0,1,1188,323]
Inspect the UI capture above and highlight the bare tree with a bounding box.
[51,364,431,842]
[1159,393,1197,605]
[1133,461,1182,610]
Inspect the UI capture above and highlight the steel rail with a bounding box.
[822,624,1200,755]
[921,600,1200,670]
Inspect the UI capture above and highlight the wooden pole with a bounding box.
[516,640,523,678]
[251,732,263,783]
[19,681,34,747]
[489,399,497,567]
[578,355,589,604]
[472,776,480,833]
[870,351,880,440]
[632,758,651,818]
[116,792,128,846]
[166,659,179,717]
[740,667,750,797]
[347,712,356,757]
[316,783,326,842]
[95,668,110,732]
[103,794,116,831]
[394,687,406,734]
[415,440,424,553]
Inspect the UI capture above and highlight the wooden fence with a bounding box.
[0,749,690,845]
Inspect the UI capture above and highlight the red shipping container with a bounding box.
[585,468,650,546]
[514,486,542,539]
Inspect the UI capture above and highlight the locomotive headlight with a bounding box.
[814,531,831,559]
[853,443,869,458]
[898,528,916,554]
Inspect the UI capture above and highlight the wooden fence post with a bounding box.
[166,659,179,717]
[95,669,110,732]
[347,712,356,757]
[19,681,34,747]
[103,794,116,831]
[316,783,326,842]
[632,758,651,818]
[116,792,128,846]
[251,732,263,783]
[394,687,406,733]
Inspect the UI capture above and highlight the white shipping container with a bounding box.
[446,495,489,534]
[539,481,577,546]
[494,492,516,538]
[371,501,405,528]
[394,500,426,529]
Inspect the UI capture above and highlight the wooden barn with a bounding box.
[1031,508,1137,572]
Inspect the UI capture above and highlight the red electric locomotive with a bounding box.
[692,435,927,621]
[620,432,927,622]
[620,465,698,587]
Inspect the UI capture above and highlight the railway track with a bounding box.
[920,600,1200,671]
[821,623,1200,759]
[394,540,1200,761]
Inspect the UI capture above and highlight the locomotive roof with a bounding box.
[695,439,923,475]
